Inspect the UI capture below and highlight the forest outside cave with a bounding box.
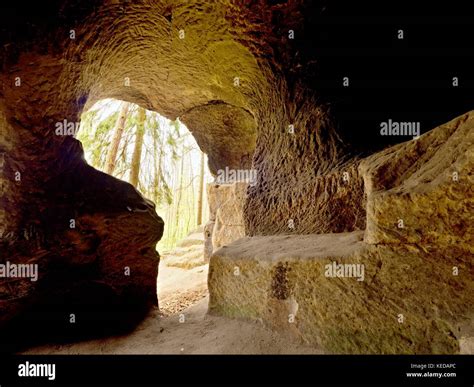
[77,99,212,316]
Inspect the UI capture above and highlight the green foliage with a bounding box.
[78,109,119,169]
[78,99,210,251]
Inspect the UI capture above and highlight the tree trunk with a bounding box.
[173,144,185,238]
[152,120,163,204]
[197,151,205,225]
[105,102,130,175]
[129,107,146,188]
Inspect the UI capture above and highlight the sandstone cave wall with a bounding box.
[1,0,369,252]
[1,0,470,349]
[204,182,247,261]
[209,112,474,354]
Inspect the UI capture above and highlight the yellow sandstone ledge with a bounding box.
[208,231,474,354]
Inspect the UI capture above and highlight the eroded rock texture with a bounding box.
[360,112,474,249]
[209,115,474,354]
[0,0,472,352]
[0,136,163,350]
[0,0,268,348]
[209,232,474,354]
[204,182,247,261]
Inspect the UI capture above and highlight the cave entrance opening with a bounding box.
[77,98,212,316]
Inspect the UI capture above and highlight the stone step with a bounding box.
[208,231,473,354]
[164,249,205,269]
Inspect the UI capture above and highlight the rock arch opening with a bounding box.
[0,0,472,354]
[76,98,215,317]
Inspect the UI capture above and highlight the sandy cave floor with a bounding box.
[22,263,322,355]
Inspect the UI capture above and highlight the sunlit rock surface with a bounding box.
[207,182,247,256]
[0,0,472,352]
[360,112,474,250]
[209,115,474,354]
